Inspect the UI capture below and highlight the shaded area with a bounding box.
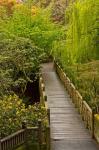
[24,79,40,105]
[16,143,46,150]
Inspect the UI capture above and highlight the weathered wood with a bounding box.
[92,107,96,139]
[1,129,25,150]
[81,101,92,132]
[46,125,50,150]
[22,122,28,150]
[41,62,99,150]
[39,76,48,107]
[38,120,42,150]
[54,62,94,134]
[0,124,49,150]
[0,136,1,150]
[47,108,50,125]
[94,115,99,143]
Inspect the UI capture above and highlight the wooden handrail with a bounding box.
[0,124,50,150]
[0,127,40,150]
[39,75,50,124]
[0,75,51,150]
[1,129,25,142]
[39,76,47,106]
[54,61,99,143]
[39,75,50,150]
[1,129,25,150]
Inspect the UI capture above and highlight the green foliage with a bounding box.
[0,1,62,102]
[0,3,59,57]
[52,0,99,107]
[63,61,99,107]
[0,94,47,138]
[53,0,99,64]
[0,37,42,97]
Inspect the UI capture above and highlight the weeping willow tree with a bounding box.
[72,0,99,63]
[53,0,99,65]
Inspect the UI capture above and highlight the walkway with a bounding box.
[41,63,99,150]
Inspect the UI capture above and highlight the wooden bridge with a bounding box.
[41,62,99,150]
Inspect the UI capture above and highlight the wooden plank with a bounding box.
[41,63,99,150]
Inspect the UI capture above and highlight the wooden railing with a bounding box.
[0,129,25,150]
[54,61,99,143]
[0,120,50,150]
[39,75,47,107]
[94,115,99,143]
[39,74,50,150]
[0,75,50,150]
[0,123,44,150]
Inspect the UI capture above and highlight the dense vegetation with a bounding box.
[53,0,99,107]
[0,37,41,98]
[0,0,58,137]
[0,0,60,98]
[53,0,99,63]
[0,94,47,137]
[0,0,99,140]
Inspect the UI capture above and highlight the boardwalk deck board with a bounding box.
[41,63,99,150]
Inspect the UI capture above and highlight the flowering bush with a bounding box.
[0,94,47,138]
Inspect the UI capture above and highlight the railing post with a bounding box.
[46,126,50,150]
[0,135,1,150]
[46,109,50,150]
[47,108,50,125]
[92,107,96,139]
[38,119,42,150]
[22,121,27,129]
[22,122,28,149]
[45,95,47,102]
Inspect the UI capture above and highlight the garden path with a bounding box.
[41,62,99,150]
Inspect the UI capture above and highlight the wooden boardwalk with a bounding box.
[41,63,99,150]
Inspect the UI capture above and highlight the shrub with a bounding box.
[0,3,59,57]
[52,0,99,107]
[63,61,99,107]
[0,37,43,97]
[0,94,47,138]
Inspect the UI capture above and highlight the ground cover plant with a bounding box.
[0,37,41,98]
